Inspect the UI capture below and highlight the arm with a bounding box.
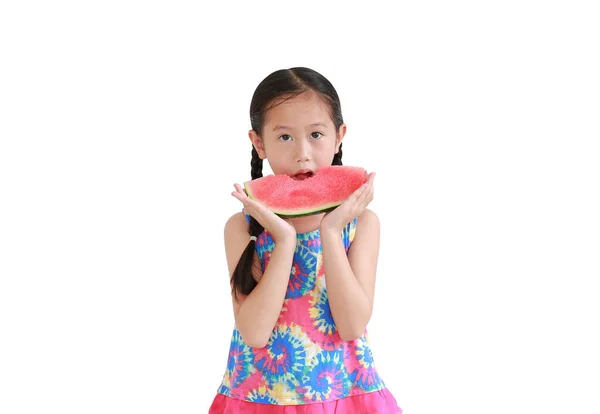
[224,212,296,348]
[321,209,379,341]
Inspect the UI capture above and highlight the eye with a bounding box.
[278,134,292,142]
[310,132,323,139]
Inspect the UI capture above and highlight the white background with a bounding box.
[1,1,599,413]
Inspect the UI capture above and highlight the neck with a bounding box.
[289,213,326,234]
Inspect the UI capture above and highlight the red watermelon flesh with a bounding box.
[243,165,368,217]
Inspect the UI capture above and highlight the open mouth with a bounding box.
[291,171,314,181]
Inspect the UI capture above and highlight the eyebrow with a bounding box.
[272,122,328,131]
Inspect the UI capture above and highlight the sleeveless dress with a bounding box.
[209,211,402,413]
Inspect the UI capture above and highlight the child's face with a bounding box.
[250,91,345,179]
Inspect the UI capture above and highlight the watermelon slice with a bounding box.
[243,165,368,217]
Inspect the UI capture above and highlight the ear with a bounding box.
[335,124,347,154]
[248,130,267,159]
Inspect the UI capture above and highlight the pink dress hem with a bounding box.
[209,388,403,413]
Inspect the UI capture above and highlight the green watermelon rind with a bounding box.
[243,183,344,218]
[274,204,340,218]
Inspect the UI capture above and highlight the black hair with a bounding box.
[231,67,345,301]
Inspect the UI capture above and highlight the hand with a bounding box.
[231,183,297,243]
[320,172,376,233]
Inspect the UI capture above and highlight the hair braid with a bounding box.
[230,146,265,300]
[332,142,343,165]
[248,148,265,238]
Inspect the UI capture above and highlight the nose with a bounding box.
[295,138,310,162]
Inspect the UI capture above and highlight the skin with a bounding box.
[227,91,379,347]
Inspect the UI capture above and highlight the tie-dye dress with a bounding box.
[209,212,402,413]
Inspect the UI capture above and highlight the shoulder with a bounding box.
[224,212,251,262]
[224,212,259,282]
[224,211,248,234]
[356,208,380,230]
[349,208,380,246]
[352,208,380,240]
[348,209,380,277]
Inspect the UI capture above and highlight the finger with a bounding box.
[231,191,247,205]
[369,172,376,184]
[232,184,241,196]
[357,183,374,205]
[356,189,371,207]
[233,183,246,195]
[362,175,375,199]
[363,172,375,189]
[243,197,269,218]
[354,183,368,200]
[366,188,374,205]
[367,181,375,199]
[232,188,254,207]
[365,180,373,193]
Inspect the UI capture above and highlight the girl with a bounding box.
[209,67,403,413]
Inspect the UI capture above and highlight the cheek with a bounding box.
[266,156,287,174]
[315,143,337,163]
[318,138,337,153]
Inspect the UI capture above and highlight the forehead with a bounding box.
[264,92,333,130]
